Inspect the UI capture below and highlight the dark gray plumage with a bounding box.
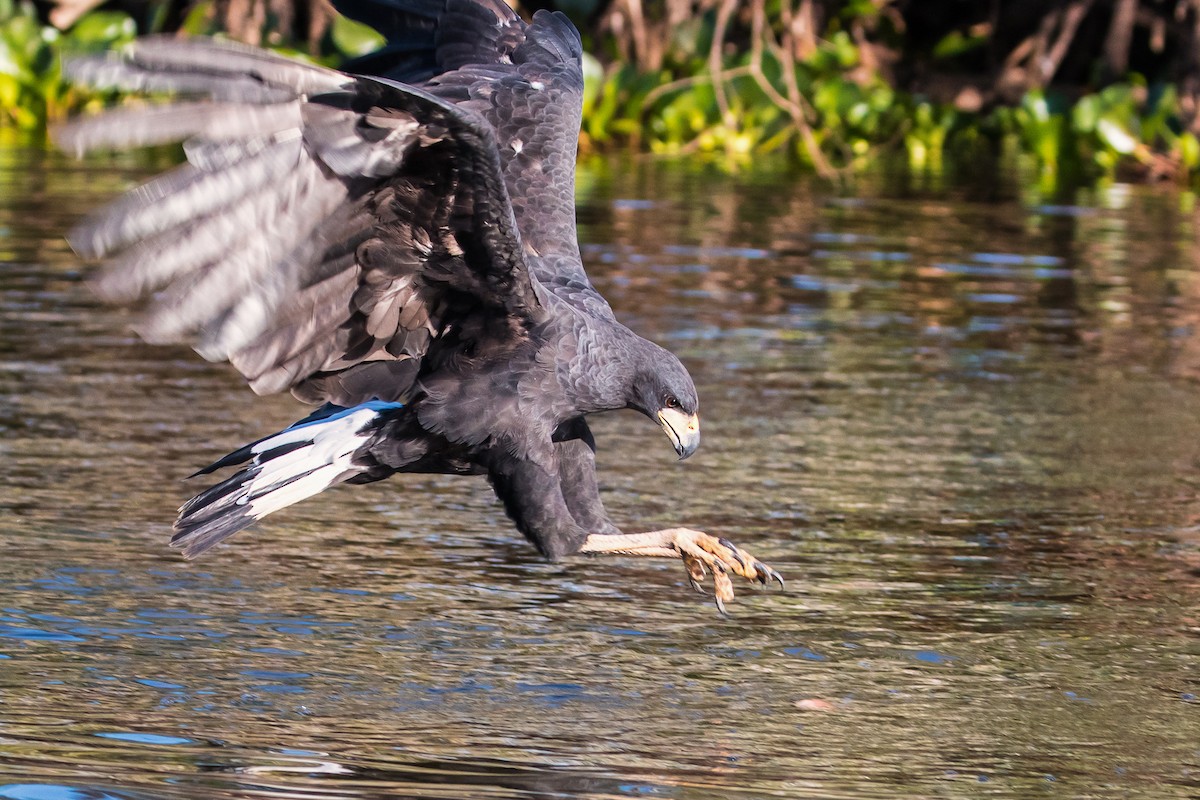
[60,0,780,608]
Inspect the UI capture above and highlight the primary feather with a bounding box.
[59,29,547,406]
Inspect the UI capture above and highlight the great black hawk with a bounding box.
[58,0,782,610]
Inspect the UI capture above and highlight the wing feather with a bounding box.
[333,1,603,306]
[59,36,543,407]
[90,165,301,303]
[69,135,303,259]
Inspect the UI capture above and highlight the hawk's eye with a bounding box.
[664,395,680,409]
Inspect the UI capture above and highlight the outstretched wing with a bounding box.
[58,37,544,406]
[333,0,527,84]
[338,0,608,310]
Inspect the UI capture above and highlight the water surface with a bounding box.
[1,148,1198,798]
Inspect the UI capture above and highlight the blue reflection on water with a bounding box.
[0,625,83,643]
[93,732,193,745]
[0,786,136,800]
[782,646,829,661]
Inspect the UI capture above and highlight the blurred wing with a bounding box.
[58,37,543,406]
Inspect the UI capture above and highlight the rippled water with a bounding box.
[1,145,1198,798]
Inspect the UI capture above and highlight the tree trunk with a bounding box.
[1103,0,1139,78]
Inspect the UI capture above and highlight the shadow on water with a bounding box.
[1,145,1199,798]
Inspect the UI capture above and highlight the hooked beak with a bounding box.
[657,407,700,460]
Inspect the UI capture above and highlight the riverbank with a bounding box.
[4,0,1199,185]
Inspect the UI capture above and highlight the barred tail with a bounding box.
[171,401,401,558]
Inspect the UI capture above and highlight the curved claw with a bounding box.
[684,555,709,595]
[717,537,746,569]
[756,562,785,590]
[671,529,783,610]
[710,566,735,616]
[714,594,730,617]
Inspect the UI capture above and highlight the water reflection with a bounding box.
[1,149,1198,797]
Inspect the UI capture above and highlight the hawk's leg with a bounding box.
[550,422,782,611]
[553,419,621,535]
[489,427,782,611]
[579,528,783,614]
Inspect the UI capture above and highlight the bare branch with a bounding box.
[748,0,838,178]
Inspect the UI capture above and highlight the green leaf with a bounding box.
[331,14,384,58]
[67,11,136,47]
[1022,91,1050,123]
[1180,133,1200,170]
[0,35,20,78]
[932,30,986,60]
[180,1,215,36]
[829,31,858,69]
[581,51,602,114]
[1097,118,1137,155]
[1073,95,1099,133]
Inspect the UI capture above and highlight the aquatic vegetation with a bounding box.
[0,0,134,130]
[580,0,1200,181]
[4,0,1200,182]
[0,0,381,131]
[581,10,1200,182]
